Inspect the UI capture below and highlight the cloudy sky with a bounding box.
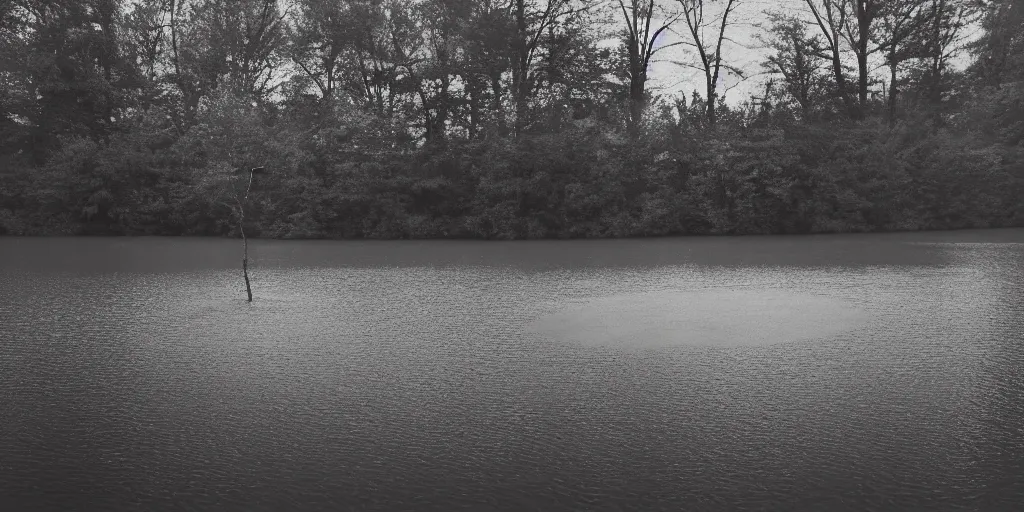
[632,0,980,104]
[641,0,787,103]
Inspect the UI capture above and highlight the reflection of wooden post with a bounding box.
[238,167,263,302]
[242,226,252,302]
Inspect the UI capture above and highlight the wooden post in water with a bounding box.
[242,226,252,302]
[237,167,263,302]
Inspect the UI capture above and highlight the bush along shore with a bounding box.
[1,0,1022,240]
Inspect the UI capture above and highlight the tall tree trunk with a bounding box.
[888,57,898,124]
[706,72,717,125]
[853,0,876,117]
[618,0,676,133]
[805,0,859,119]
[708,57,723,125]
[629,69,645,132]
[830,46,856,118]
[857,46,869,107]
[514,0,528,137]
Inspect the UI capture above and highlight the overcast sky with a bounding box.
[641,0,785,103]
[633,0,980,105]
[173,0,979,106]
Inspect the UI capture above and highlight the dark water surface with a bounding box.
[2,231,1023,511]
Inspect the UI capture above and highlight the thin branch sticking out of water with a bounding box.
[237,167,263,303]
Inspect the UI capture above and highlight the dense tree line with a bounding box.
[0,0,1021,238]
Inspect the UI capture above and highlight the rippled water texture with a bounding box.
[528,289,869,349]
[2,231,1023,511]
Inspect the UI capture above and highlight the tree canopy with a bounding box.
[1,0,1021,238]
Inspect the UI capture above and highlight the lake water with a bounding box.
[2,231,1023,511]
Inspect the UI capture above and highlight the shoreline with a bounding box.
[3,225,1023,242]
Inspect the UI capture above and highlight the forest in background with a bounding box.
[0,0,1022,239]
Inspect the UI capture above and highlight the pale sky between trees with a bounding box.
[637,0,980,105]
[136,0,983,108]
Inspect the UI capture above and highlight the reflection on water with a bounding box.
[1,230,1023,511]
[528,289,869,349]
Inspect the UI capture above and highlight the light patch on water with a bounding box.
[909,242,1024,247]
[528,289,869,349]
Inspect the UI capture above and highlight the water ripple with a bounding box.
[1,233,1023,510]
